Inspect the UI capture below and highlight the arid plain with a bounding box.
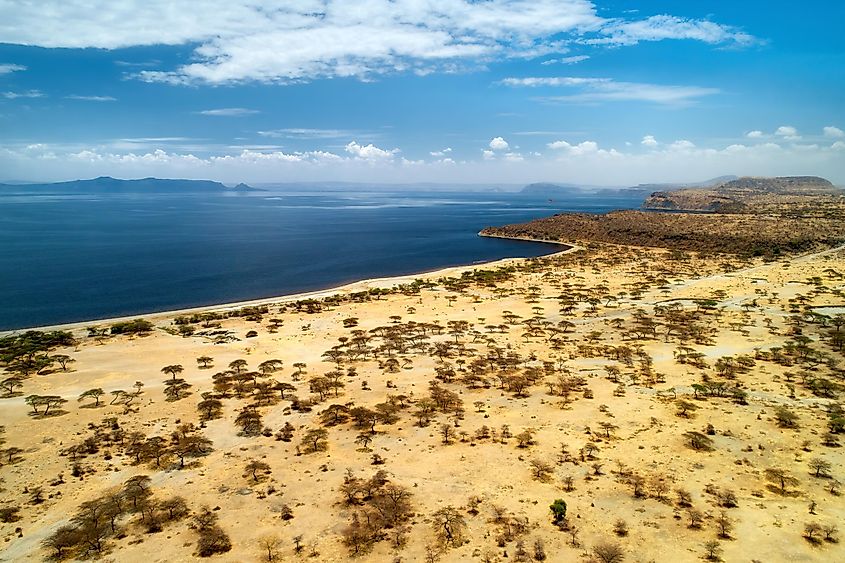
[2,237,844,562]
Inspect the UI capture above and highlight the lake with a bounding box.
[0,187,644,329]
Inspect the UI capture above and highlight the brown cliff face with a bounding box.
[642,176,841,214]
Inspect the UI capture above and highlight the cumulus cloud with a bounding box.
[489,137,510,151]
[669,139,696,151]
[344,141,399,160]
[500,76,718,106]
[641,135,658,147]
[775,125,800,140]
[0,1,755,85]
[429,147,453,157]
[3,135,844,185]
[548,140,600,155]
[197,107,259,116]
[823,126,844,138]
[0,63,26,75]
[746,130,764,138]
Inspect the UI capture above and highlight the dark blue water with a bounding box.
[0,188,643,329]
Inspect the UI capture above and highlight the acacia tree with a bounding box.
[714,511,733,539]
[53,354,75,371]
[440,423,455,445]
[774,406,799,428]
[1,377,23,396]
[25,394,67,416]
[676,400,698,418]
[197,396,223,421]
[78,388,105,407]
[765,468,799,494]
[196,356,213,369]
[809,458,832,478]
[703,540,721,561]
[258,359,284,374]
[160,364,184,380]
[301,428,329,453]
[684,431,713,451]
[259,535,282,562]
[173,433,213,469]
[529,459,554,481]
[229,359,248,374]
[245,459,271,482]
[355,433,373,450]
[235,407,263,436]
[432,506,466,547]
[164,378,192,401]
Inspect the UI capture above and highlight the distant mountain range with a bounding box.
[517,176,737,200]
[0,176,257,192]
[519,182,645,199]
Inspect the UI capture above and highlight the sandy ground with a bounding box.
[1,242,844,562]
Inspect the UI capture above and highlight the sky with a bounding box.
[0,0,843,186]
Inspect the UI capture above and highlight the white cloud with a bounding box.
[823,126,844,138]
[746,130,764,138]
[429,147,453,157]
[541,55,590,65]
[548,140,600,155]
[641,135,658,147]
[588,15,757,47]
[258,128,358,139]
[489,137,510,151]
[669,139,696,151]
[344,141,399,160]
[500,76,718,106]
[0,1,755,85]
[2,90,44,99]
[65,95,117,102]
[197,107,258,117]
[0,63,26,75]
[3,136,844,185]
[775,125,800,140]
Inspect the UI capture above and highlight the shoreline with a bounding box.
[2,236,578,335]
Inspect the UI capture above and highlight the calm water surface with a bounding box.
[0,188,643,329]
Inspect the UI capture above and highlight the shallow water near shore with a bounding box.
[0,187,643,329]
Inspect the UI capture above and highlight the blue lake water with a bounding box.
[0,187,644,329]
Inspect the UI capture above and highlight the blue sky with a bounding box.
[0,0,843,185]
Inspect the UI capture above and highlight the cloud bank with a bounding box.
[3,134,842,186]
[0,1,756,85]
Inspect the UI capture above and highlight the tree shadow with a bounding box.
[28,409,69,419]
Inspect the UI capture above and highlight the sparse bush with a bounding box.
[592,540,625,563]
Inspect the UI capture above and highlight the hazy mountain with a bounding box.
[0,176,257,192]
